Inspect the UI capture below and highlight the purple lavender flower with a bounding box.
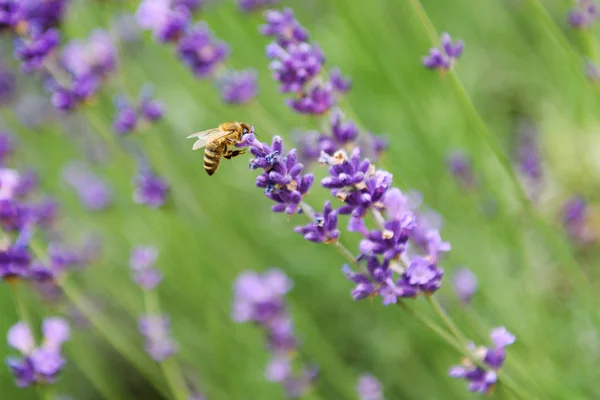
[0,168,22,201]
[129,246,162,290]
[0,243,35,282]
[6,318,70,387]
[449,327,515,395]
[232,269,317,397]
[330,67,351,93]
[113,96,138,134]
[177,22,229,78]
[447,150,477,189]
[452,267,477,304]
[61,30,116,78]
[132,170,170,208]
[135,0,190,42]
[14,28,60,72]
[561,196,595,244]
[287,80,335,115]
[62,161,113,211]
[0,62,15,105]
[217,68,258,105]
[294,201,340,243]
[0,0,22,30]
[19,0,68,31]
[238,0,279,12]
[422,32,464,71]
[47,73,100,112]
[357,374,384,400]
[569,0,598,28]
[266,41,324,93]
[238,134,314,214]
[138,85,164,122]
[138,315,177,361]
[515,120,543,200]
[261,8,309,46]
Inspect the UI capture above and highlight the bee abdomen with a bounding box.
[204,144,222,176]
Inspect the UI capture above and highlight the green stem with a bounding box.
[143,290,190,400]
[10,282,34,336]
[426,296,469,345]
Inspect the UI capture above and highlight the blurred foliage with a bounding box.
[1,0,600,399]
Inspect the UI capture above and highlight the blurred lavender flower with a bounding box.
[113,97,138,134]
[172,0,203,13]
[330,67,352,93]
[452,267,477,304]
[14,28,60,72]
[135,0,190,42]
[569,0,598,28]
[217,68,258,105]
[18,0,68,31]
[113,86,165,133]
[0,168,22,201]
[422,32,464,71]
[447,150,477,189]
[62,161,113,211]
[562,196,595,244]
[449,327,515,394]
[129,245,162,290]
[514,120,543,200]
[357,374,384,400]
[60,29,116,78]
[238,0,279,12]
[266,41,325,93]
[287,80,335,115]
[47,74,100,113]
[139,85,165,122]
[261,8,309,47]
[0,62,15,105]
[133,169,170,208]
[238,134,314,214]
[178,22,229,78]
[138,315,177,361]
[6,318,70,387]
[14,170,38,198]
[233,269,317,397]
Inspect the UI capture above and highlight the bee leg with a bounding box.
[224,149,247,160]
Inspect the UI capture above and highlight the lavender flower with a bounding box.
[330,67,351,93]
[18,0,68,31]
[129,246,162,290]
[135,0,190,43]
[113,97,138,134]
[14,28,60,72]
[232,269,317,397]
[294,201,340,243]
[447,150,477,189]
[569,0,598,28]
[238,134,314,214]
[449,327,516,394]
[138,315,176,361]
[422,32,464,71]
[238,0,279,12]
[452,267,477,304]
[0,168,22,201]
[60,30,116,78]
[217,68,258,105]
[357,374,384,400]
[139,85,164,122]
[177,22,229,78]
[62,161,113,211]
[132,169,170,208]
[266,41,324,93]
[6,318,70,387]
[287,80,335,115]
[515,120,543,200]
[261,8,309,46]
[562,196,595,244]
[48,74,100,113]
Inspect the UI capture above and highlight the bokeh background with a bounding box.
[1,0,600,399]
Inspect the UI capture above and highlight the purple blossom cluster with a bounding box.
[569,0,598,28]
[0,0,67,32]
[62,161,113,211]
[132,169,170,208]
[261,8,349,115]
[447,150,477,189]
[129,245,162,290]
[562,196,596,244]
[356,374,384,400]
[49,30,117,112]
[239,134,314,214]
[0,240,52,283]
[112,86,165,134]
[232,269,317,397]
[452,267,478,304]
[135,0,257,104]
[449,327,516,394]
[6,318,70,387]
[138,315,177,361]
[422,33,464,71]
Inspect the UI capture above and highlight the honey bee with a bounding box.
[187,122,252,176]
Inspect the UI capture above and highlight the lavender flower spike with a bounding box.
[294,201,340,243]
[177,22,229,78]
[449,327,515,395]
[217,68,258,105]
[357,374,384,400]
[132,169,170,208]
[422,32,463,71]
[568,0,598,28]
[138,315,177,361]
[129,245,163,290]
[6,318,70,387]
[452,267,477,304]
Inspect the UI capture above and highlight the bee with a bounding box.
[187,122,252,176]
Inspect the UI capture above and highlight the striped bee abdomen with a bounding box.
[204,142,224,176]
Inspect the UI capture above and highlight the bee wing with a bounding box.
[187,128,229,150]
